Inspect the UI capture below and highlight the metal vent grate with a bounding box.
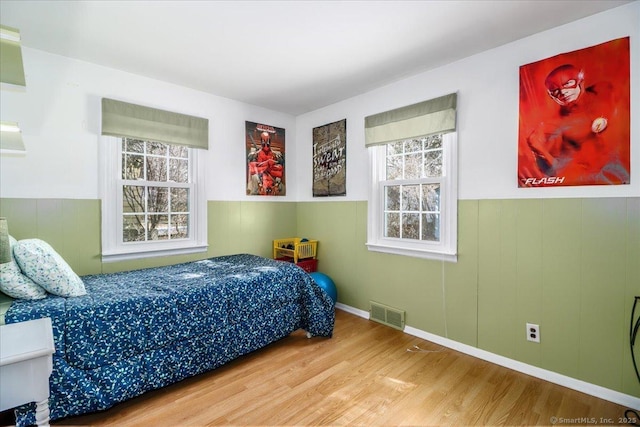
[369,301,405,330]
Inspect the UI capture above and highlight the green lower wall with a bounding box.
[0,198,103,275]
[297,198,640,398]
[207,200,298,259]
[1,197,638,397]
[0,199,298,274]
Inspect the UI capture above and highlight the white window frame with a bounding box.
[99,136,208,262]
[366,132,457,262]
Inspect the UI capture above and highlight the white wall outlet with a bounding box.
[526,323,540,343]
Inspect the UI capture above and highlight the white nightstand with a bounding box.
[0,317,55,427]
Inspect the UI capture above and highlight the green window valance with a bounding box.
[364,93,457,147]
[101,98,209,150]
[0,25,26,88]
[0,121,26,153]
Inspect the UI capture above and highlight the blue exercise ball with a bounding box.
[309,272,337,304]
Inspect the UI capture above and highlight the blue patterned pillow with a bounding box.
[0,236,47,300]
[14,238,86,297]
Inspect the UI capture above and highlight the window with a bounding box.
[364,93,457,261]
[99,97,209,262]
[367,132,457,261]
[100,136,207,262]
[121,138,190,243]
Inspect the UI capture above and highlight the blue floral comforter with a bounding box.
[6,254,335,426]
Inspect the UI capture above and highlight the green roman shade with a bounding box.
[0,121,26,153]
[101,98,209,149]
[0,25,26,88]
[364,93,457,146]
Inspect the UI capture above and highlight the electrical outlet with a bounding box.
[526,323,540,343]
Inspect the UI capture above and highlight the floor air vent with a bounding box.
[369,301,405,330]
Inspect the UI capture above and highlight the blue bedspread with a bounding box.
[6,254,334,426]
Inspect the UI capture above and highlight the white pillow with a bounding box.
[14,238,86,297]
[0,236,47,300]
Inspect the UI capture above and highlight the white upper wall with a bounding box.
[294,2,639,201]
[0,48,297,201]
[1,2,638,202]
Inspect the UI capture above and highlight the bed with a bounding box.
[3,253,335,426]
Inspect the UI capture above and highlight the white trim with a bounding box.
[335,304,640,410]
[99,136,207,262]
[335,302,369,318]
[101,244,208,263]
[0,148,27,155]
[366,133,458,261]
[0,82,26,92]
[365,242,457,262]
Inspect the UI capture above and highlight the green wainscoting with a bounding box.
[0,199,298,274]
[0,198,102,275]
[207,200,298,259]
[297,198,640,398]
[0,196,638,397]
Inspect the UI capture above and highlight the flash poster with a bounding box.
[246,121,286,196]
[313,119,347,197]
[518,37,630,187]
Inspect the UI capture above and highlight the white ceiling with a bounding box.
[0,0,633,115]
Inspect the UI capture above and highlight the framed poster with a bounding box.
[312,119,346,197]
[518,37,630,187]
[246,121,286,196]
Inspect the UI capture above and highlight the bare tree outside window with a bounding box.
[383,134,443,242]
[121,138,190,243]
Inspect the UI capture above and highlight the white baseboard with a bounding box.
[335,302,368,318]
[334,303,640,410]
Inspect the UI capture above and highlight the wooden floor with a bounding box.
[5,309,633,426]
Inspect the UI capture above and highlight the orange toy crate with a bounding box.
[273,238,318,263]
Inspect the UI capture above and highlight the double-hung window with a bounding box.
[99,98,208,262]
[366,93,458,262]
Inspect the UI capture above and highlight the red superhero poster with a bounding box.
[518,37,630,187]
[246,121,285,196]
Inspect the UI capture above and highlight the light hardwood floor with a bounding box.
[34,309,636,426]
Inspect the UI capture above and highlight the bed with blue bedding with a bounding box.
[4,254,335,426]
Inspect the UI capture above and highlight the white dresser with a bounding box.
[0,317,55,427]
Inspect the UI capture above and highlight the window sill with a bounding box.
[102,244,208,263]
[366,242,457,263]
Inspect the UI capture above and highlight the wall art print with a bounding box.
[246,121,285,196]
[518,36,630,187]
[313,119,346,197]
